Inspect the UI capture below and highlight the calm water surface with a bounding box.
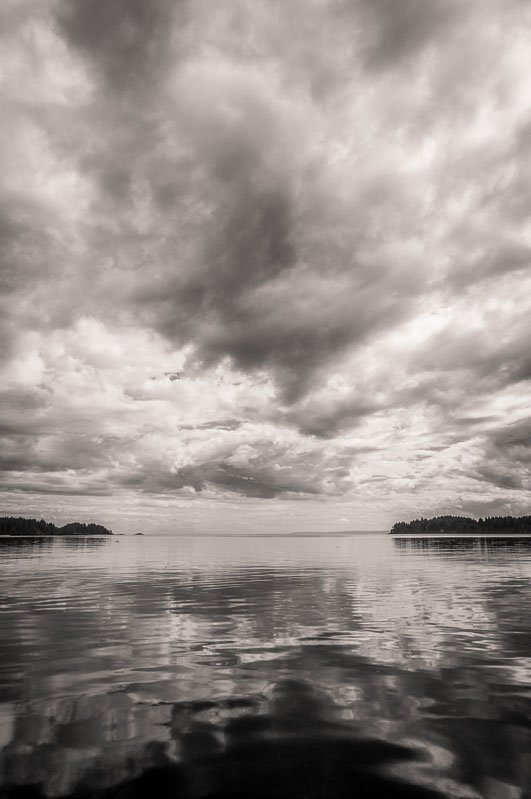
[1,534,531,799]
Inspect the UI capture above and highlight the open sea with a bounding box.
[1,533,531,798]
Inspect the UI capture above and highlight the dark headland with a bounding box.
[0,516,113,536]
[390,515,531,535]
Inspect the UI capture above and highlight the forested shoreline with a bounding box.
[390,515,531,535]
[0,517,113,536]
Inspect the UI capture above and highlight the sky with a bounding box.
[1,0,531,534]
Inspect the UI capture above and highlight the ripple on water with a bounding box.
[1,534,531,797]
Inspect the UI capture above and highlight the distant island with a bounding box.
[390,515,531,535]
[0,517,113,536]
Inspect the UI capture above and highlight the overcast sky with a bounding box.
[1,0,531,533]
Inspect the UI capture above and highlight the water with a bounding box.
[1,534,531,799]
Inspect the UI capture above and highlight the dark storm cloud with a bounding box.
[463,418,531,494]
[174,462,311,499]
[0,388,49,413]
[356,0,457,71]
[120,462,291,498]
[492,419,531,454]
[129,138,418,400]
[55,0,183,91]
[142,175,303,388]
[474,463,525,491]
[46,0,426,401]
[484,419,531,485]
[290,396,382,439]
[119,436,355,499]
[0,430,127,474]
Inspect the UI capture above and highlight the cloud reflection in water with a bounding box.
[1,535,531,797]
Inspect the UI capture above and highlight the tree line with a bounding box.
[0,517,113,536]
[390,515,531,535]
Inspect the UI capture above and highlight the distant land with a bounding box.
[286,530,385,536]
[0,517,113,536]
[390,515,531,535]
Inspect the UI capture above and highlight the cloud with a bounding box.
[43,0,430,399]
[55,0,182,92]
[356,0,458,72]
[470,418,531,492]
[1,0,531,528]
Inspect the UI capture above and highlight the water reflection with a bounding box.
[1,535,531,798]
[0,536,109,558]
[394,536,531,557]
